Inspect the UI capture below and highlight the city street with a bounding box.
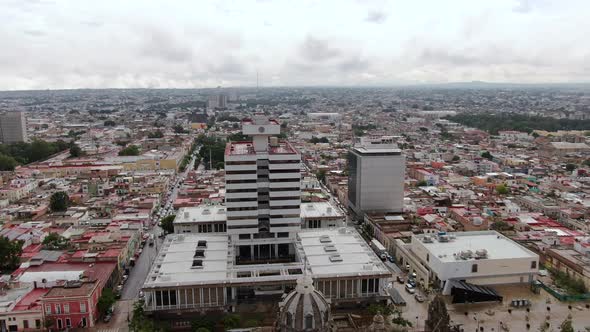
[120,151,198,300]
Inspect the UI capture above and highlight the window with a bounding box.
[426,254,429,262]
[57,319,63,330]
[286,312,293,327]
[531,261,537,269]
[305,314,313,329]
[35,320,41,329]
[45,305,51,315]
[55,304,61,314]
[64,304,70,313]
[66,318,71,328]
[23,320,28,329]
[471,264,478,273]
[80,302,86,313]
[81,317,87,327]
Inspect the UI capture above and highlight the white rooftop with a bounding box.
[174,206,227,224]
[297,228,390,277]
[143,234,228,287]
[300,202,344,219]
[413,231,537,262]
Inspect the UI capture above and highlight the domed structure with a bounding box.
[277,274,332,332]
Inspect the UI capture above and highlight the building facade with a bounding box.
[0,111,28,144]
[348,137,405,217]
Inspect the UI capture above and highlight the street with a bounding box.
[120,151,198,301]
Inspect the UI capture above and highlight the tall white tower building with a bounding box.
[347,136,405,217]
[225,113,301,261]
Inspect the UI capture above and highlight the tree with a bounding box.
[481,151,494,160]
[566,163,577,172]
[42,232,70,250]
[0,237,23,272]
[97,288,116,318]
[452,155,460,162]
[173,125,188,134]
[129,300,156,332]
[426,295,452,332]
[69,144,83,158]
[417,180,428,187]
[309,136,329,144]
[222,314,241,329]
[50,191,69,212]
[147,130,164,139]
[0,153,18,171]
[316,169,327,183]
[560,315,574,332]
[496,184,510,195]
[160,215,176,234]
[104,120,116,126]
[119,145,141,156]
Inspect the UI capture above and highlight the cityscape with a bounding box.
[1,1,590,332]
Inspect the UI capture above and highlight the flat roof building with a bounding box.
[395,231,539,300]
[348,136,405,217]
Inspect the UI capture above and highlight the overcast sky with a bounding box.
[1,0,589,90]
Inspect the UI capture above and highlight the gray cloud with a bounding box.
[365,10,387,23]
[23,29,45,37]
[139,27,193,63]
[299,36,341,62]
[512,0,533,13]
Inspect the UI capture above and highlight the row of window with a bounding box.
[45,302,86,315]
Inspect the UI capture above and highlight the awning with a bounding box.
[450,280,503,304]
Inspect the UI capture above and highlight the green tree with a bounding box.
[0,154,18,171]
[481,151,494,160]
[222,314,241,329]
[426,295,452,332]
[69,144,83,158]
[160,215,176,234]
[452,155,460,162]
[0,237,23,272]
[97,288,116,317]
[147,130,164,139]
[104,120,116,126]
[417,180,428,187]
[42,232,70,250]
[566,163,577,172]
[129,300,156,332]
[50,191,69,212]
[173,125,187,134]
[496,184,510,195]
[316,169,327,183]
[119,145,141,156]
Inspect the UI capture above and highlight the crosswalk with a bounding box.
[97,328,119,332]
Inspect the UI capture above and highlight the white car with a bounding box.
[405,283,415,294]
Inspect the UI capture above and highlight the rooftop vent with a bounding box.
[194,250,205,258]
[323,245,337,252]
[438,235,450,242]
[329,254,343,262]
[319,235,331,243]
[218,208,225,214]
[475,249,488,259]
[202,208,211,215]
[197,240,207,248]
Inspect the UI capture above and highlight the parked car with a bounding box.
[396,276,405,284]
[405,284,415,294]
[387,255,395,263]
[408,279,417,288]
[415,294,426,302]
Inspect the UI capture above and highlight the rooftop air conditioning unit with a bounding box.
[329,254,343,262]
[475,249,488,259]
[422,235,433,243]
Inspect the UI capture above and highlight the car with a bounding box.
[408,279,417,288]
[387,255,395,263]
[396,276,405,284]
[405,284,415,294]
[139,291,144,299]
[116,285,123,292]
[122,275,129,283]
[415,294,426,303]
[103,313,112,323]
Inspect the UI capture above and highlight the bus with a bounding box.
[370,238,388,260]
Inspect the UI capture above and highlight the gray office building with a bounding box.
[348,137,405,217]
[0,111,28,144]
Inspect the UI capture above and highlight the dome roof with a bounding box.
[277,274,332,332]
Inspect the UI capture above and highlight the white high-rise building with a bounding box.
[225,112,301,261]
[0,111,27,144]
[347,136,405,217]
